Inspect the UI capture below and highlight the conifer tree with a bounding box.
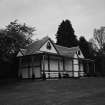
[56,19,78,47]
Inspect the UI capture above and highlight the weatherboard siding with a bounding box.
[42,56,64,78]
[64,58,73,77]
[49,58,59,78]
[73,53,78,77]
[18,53,85,79]
[65,58,72,71]
[79,62,84,76]
[33,67,41,78]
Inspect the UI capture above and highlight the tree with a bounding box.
[0,20,35,62]
[89,38,99,55]
[79,36,90,58]
[93,27,105,53]
[56,19,78,47]
[79,36,97,76]
[79,36,96,58]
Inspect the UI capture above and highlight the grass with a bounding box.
[0,77,105,105]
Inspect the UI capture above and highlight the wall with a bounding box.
[79,62,84,76]
[73,54,79,77]
[64,58,73,77]
[19,54,85,79]
[19,56,41,79]
[49,56,59,78]
[32,56,41,78]
[18,57,29,78]
[42,55,63,78]
[42,57,49,78]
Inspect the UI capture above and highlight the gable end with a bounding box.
[39,39,58,54]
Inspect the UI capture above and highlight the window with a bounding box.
[46,42,51,50]
[78,51,80,55]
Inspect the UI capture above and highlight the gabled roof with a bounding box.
[17,49,26,57]
[18,36,81,58]
[23,36,50,55]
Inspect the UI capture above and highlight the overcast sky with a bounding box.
[0,0,105,41]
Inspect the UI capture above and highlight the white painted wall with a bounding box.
[50,59,58,71]
[33,67,41,78]
[73,54,79,77]
[33,58,40,66]
[59,59,64,77]
[29,68,33,78]
[64,58,73,77]
[78,50,84,58]
[65,58,72,71]
[79,63,84,76]
[20,67,38,79]
[50,59,59,77]
[74,53,78,59]
[19,53,85,79]
[17,52,23,57]
[46,56,59,78]
[74,64,79,71]
[18,58,29,79]
[44,59,48,71]
[59,60,63,71]
[19,56,41,79]
[21,68,28,78]
[80,63,83,71]
[73,64,79,77]
[42,56,64,78]
[40,40,57,54]
[43,58,49,78]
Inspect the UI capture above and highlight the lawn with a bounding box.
[0,77,105,105]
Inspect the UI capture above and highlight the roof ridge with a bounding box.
[27,36,50,47]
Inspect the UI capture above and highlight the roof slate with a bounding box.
[55,44,80,57]
[24,36,49,55]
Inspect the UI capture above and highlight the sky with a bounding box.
[0,0,105,42]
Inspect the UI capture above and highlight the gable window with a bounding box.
[46,42,51,50]
[78,50,80,55]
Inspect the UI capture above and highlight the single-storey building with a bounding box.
[17,36,95,79]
